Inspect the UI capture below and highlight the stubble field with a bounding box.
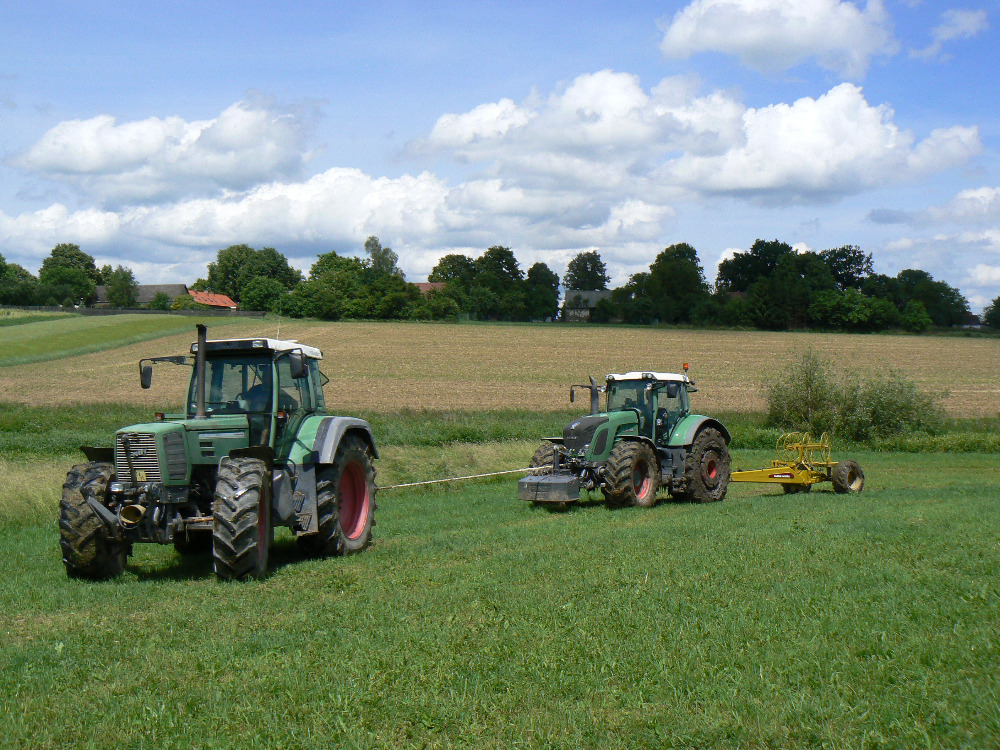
[1,317,997,416]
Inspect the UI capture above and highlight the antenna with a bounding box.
[276,298,281,339]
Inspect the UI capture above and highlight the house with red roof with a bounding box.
[189,290,238,309]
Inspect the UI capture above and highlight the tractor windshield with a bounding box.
[187,355,273,417]
[607,381,653,431]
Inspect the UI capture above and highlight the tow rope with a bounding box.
[378,467,533,491]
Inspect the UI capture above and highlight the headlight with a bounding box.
[110,482,124,493]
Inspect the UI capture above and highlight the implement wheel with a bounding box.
[299,435,377,557]
[680,427,730,503]
[782,483,812,494]
[603,441,659,508]
[832,459,865,493]
[212,457,271,581]
[59,462,126,580]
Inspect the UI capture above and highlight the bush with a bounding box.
[766,351,945,441]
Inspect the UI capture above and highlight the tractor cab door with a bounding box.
[654,382,688,444]
[273,351,314,458]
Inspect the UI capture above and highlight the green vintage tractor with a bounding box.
[519,367,730,508]
[59,325,378,581]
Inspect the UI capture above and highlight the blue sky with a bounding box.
[1,0,997,310]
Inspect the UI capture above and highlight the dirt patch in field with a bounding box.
[0,320,997,416]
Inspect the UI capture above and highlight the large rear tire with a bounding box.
[680,428,731,503]
[212,457,271,581]
[298,435,376,557]
[602,441,660,508]
[832,459,864,493]
[59,462,126,580]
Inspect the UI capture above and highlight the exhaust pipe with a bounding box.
[195,324,207,420]
[119,504,146,528]
[589,375,600,415]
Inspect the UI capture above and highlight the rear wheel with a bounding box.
[680,428,730,503]
[212,457,271,581]
[298,435,377,557]
[59,462,126,580]
[602,441,659,508]
[832,459,864,493]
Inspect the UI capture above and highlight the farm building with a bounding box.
[413,282,445,294]
[188,290,238,309]
[562,289,612,322]
[91,283,189,308]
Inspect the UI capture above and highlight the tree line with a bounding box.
[3,238,997,332]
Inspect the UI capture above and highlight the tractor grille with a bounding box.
[563,415,608,452]
[115,433,162,483]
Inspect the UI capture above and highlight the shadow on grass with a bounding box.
[126,537,316,582]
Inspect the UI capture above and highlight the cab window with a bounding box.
[276,354,312,413]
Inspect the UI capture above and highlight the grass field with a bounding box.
[2,315,998,746]
[0,317,998,416]
[0,313,243,367]
[1,448,998,748]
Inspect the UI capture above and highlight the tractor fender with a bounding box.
[313,417,379,462]
[612,434,658,453]
[667,415,731,447]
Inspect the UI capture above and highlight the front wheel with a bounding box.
[602,441,660,508]
[212,457,271,581]
[59,462,126,580]
[298,435,377,557]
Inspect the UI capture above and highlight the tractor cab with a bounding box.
[604,371,693,444]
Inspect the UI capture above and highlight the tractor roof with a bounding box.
[606,371,690,383]
[192,337,323,360]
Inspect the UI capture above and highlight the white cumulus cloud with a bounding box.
[664,83,981,200]
[659,0,897,78]
[912,8,989,59]
[13,101,313,205]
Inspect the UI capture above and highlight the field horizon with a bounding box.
[0,316,997,417]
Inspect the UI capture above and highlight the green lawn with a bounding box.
[1,448,997,748]
[0,314,243,367]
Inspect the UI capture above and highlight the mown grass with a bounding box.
[1,449,998,748]
[0,310,77,327]
[0,314,242,367]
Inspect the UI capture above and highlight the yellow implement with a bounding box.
[730,432,864,494]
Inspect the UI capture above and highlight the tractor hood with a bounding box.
[114,415,250,485]
[563,411,638,459]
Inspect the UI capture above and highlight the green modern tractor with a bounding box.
[59,325,378,581]
[519,368,730,508]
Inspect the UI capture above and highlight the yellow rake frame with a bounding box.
[730,432,837,488]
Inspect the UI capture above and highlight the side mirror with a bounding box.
[140,365,152,389]
[666,383,679,398]
[289,350,307,379]
[569,388,575,403]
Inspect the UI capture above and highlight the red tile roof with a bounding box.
[189,290,237,308]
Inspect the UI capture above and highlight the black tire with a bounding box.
[59,462,126,580]
[602,441,660,508]
[212,457,271,581]
[298,435,376,557]
[528,442,556,474]
[832,459,864,493]
[173,530,212,555]
[679,427,731,503]
[781,483,812,494]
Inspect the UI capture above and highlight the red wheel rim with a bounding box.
[339,460,370,540]
[633,462,651,497]
[704,458,717,480]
